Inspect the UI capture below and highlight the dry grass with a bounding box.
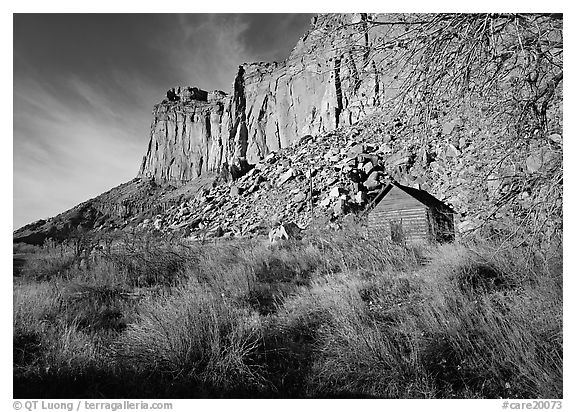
[13,228,562,398]
[114,287,266,393]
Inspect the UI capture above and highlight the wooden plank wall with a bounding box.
[368,206,430,243]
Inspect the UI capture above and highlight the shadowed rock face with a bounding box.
[138,13,395,185]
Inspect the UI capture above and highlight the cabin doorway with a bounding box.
[390,219,404,243]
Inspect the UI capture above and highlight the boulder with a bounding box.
[247,183,260,194]
[329,187,341,198]
[355,191,366,204]
[264,152,277,163]
[549,133,562,144]
[347,143,365,157]
[319,197,331,207]
[446,144,461,158]
[364,170,385,190]
[526,153,542,173]
[229,185,244,197]
[293,192,307,203]
[333,199,347,216]
[362,161,374,175]
[299,134,314,145]
[268,222,302,244]
[277,168,295,186]
[442,118,462,135]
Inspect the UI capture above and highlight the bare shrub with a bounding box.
[59,282,137,332]
[114,286,267,392]
[20,249,76,280]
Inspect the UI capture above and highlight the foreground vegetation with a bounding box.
[13,226,562,398]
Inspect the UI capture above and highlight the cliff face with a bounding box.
[138,13,395,184]
[137,91,233,183]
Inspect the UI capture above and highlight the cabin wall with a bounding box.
[429,209,455,242]
[368,206,430,243]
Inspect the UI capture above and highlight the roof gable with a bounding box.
[367,181,454,214]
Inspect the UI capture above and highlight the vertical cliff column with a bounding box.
[334,57,343,128]
[361,13,370,65]
[231,66,249,165]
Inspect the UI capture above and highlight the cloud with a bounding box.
[13,73,147,229]
[155,14,253,91]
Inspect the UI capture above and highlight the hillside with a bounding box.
[14,13,563,248]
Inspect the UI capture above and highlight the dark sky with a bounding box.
[13,13,314,229]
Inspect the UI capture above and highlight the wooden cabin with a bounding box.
[367,182,455,244]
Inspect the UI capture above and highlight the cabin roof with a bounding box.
[367,181,455,214]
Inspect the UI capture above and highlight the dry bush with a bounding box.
[58,282,137,332]
[114,286,267,393]
[106,243,190,287]
[20,248,76,280]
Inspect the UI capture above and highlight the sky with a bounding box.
[13,13,313,229]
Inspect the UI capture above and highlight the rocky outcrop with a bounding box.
[138,89,233,183]
[138,13,400,185]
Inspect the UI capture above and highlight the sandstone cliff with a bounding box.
[138,14,399,184]
[138,89,232,183]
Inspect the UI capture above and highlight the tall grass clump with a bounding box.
[298,238,561,398]
[303,224,427,273]
[177,238,323,315]
[20,248,76,280]
[13,242,42,254]
[58,282,137,332]
[114,285,267,395]
[412,241,563,398]
[13,279,121,397]
[14,281,61,367]
[275,271,430,398]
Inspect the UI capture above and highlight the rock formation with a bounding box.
[138,14,400,185]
